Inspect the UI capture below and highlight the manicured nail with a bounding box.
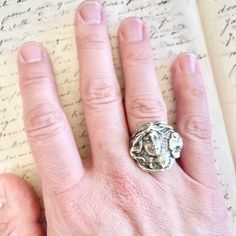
[0,182,7,208]
[178,54,197,74]
[121,18,143,42]
[79,1,102,24]
[20,43,43,63]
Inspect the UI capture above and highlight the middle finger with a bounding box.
[75,1,131,171]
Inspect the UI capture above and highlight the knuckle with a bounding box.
[180,82,206,100]
[20,61,51,84]
[82,77,121,111]
[179,114,211,140]
[127,96,167,120]
[21,76,51,91]
[125,47,153,66]
[25,103,65,144]
[77,27,109,50]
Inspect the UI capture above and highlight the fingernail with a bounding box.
[178,54,197,74]
[20,43,43,63]
[121,18,144,42]
[79,1,102,24]
[0,182,7,208]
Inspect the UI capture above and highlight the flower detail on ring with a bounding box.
[169,132,183,159]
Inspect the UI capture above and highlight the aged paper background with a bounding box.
[0,0,236,230]
[198,0,236,168]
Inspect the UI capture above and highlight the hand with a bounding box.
[0,1,233,235]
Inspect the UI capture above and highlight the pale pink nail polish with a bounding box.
[121,18,144,42]
[178,54,197,74]
[20,43,43,63]
[79,1,102,24]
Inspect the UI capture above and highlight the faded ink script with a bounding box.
[0,0,236,228]
[202,0,236,90]
[198,0,236,185]
[218,2,236,80]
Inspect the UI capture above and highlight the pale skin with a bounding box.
[0,1,234,235]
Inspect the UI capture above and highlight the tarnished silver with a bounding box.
[130,122,183,173]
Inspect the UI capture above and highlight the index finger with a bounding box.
[17,42,84,196]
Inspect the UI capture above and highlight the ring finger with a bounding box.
[118,18,167,133]
[118,18,181,178]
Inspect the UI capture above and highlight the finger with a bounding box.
[172,54,218,186]
[118,18,182,178]
[118,18,167,134]
[0,174,45,235]
[75,1,131,171]
[17,42,84,196]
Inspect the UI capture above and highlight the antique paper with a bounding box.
[0,0,235,229]
[198,0,236,166]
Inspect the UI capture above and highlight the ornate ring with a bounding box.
[130,122,183,173]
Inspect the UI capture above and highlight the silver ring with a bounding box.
[130,122,183,173]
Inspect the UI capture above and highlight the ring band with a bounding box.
[130,122,183,173]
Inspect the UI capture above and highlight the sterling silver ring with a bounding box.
[130,122,183,173]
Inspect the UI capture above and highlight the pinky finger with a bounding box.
[172,54,218,187]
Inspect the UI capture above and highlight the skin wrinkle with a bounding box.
[124,48,154,67]
[112,180,144,235]
[25,103,66,140]
[127,98,167,119]
[141,184,170,234]
[82,83,122,111]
